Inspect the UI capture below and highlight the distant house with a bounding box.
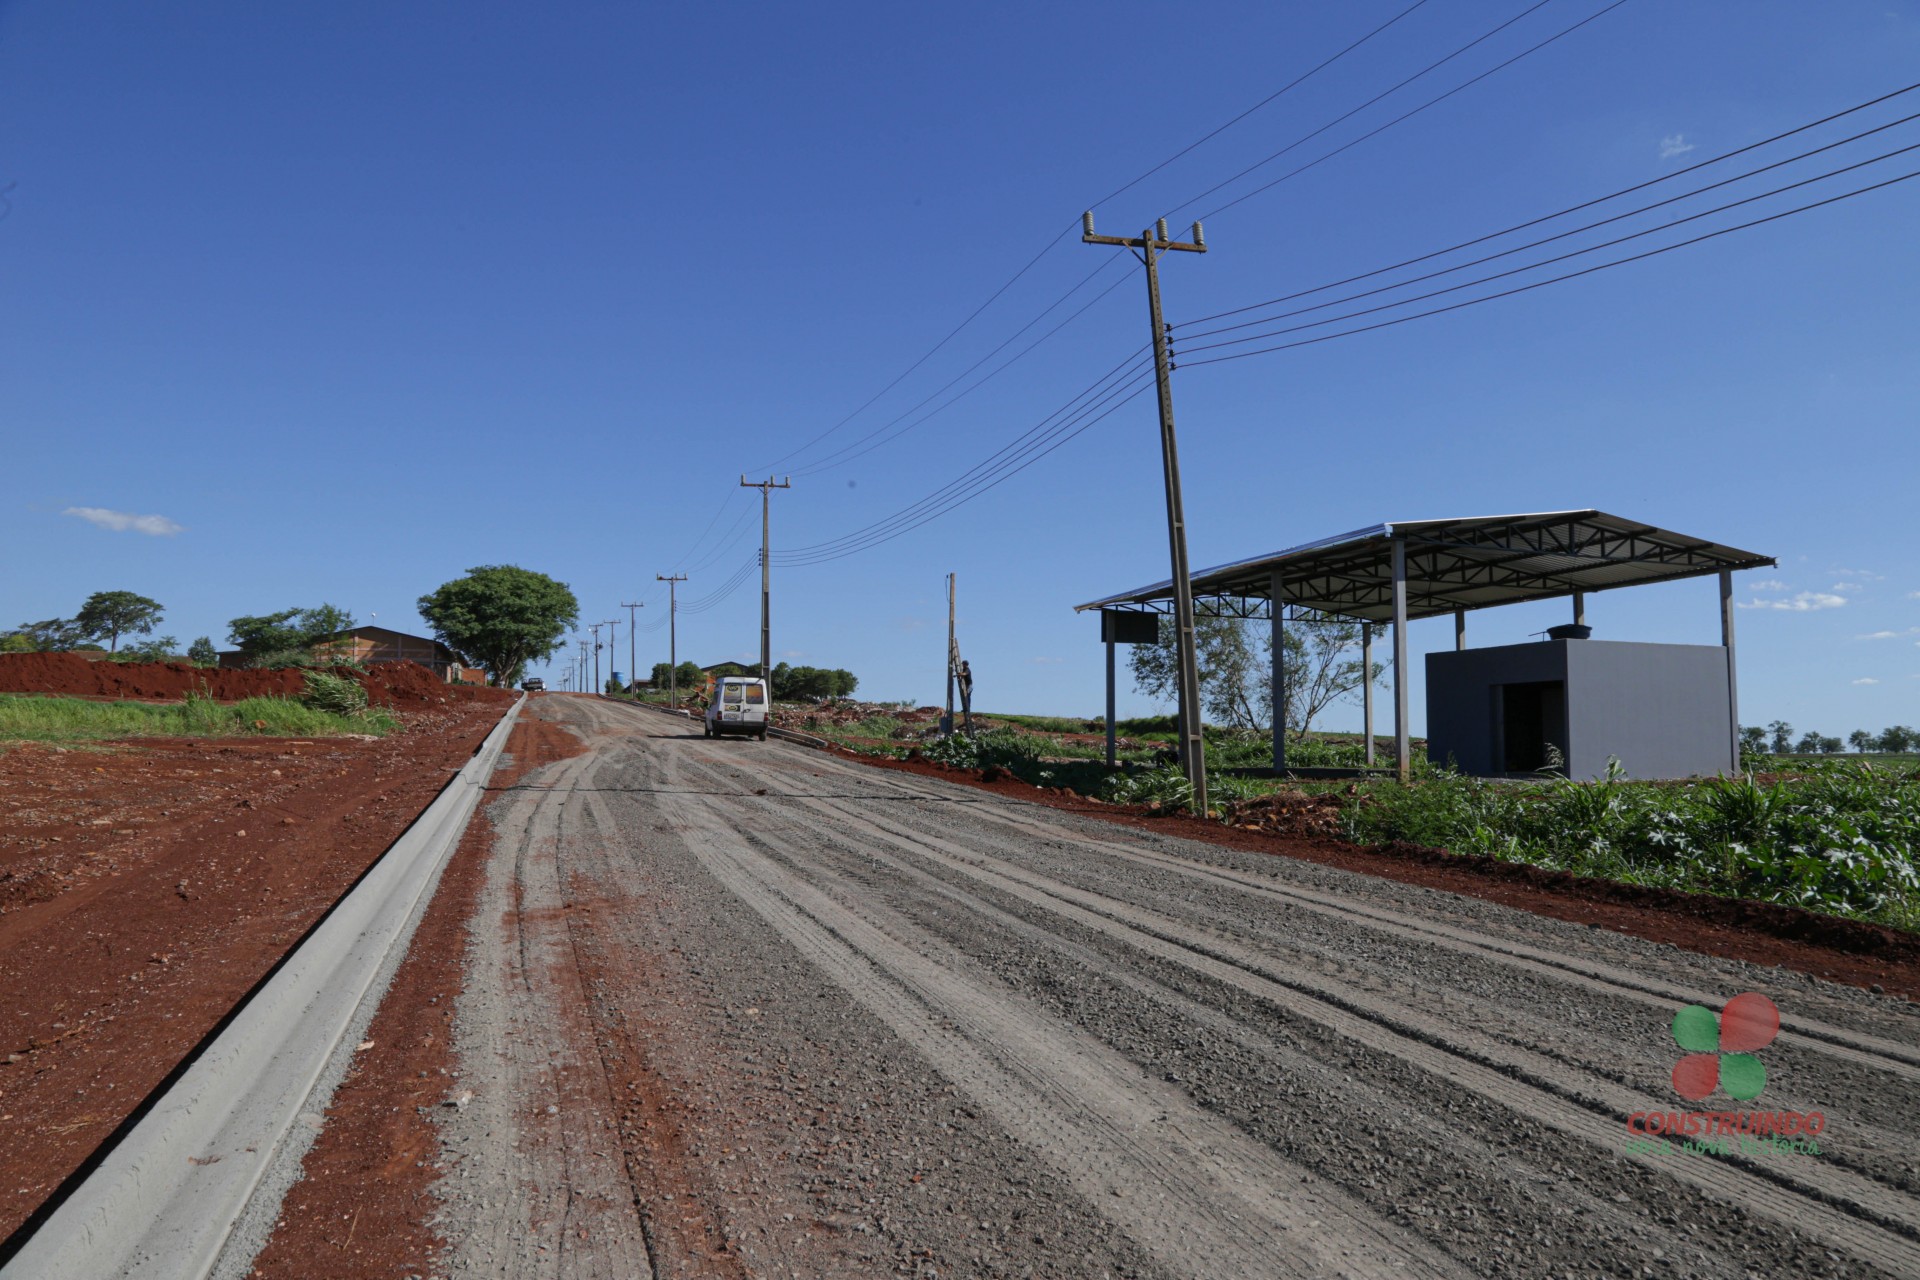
[219,625,469,680]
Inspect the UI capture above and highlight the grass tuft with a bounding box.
[0,691,400,743]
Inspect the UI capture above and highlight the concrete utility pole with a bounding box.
[588,622,604,694]
[740,476,792,679]
[621,601,643,692]
[944,573,957,736]
[1083,211,1210,815]
[657,574,687,708]
[603,619,621,691]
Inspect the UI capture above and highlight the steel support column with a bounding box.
[1362,622,1375,767]
[1720,569,1740,772]
[1270,572,1286,773]
[1392,538,1411,781]
[1454,609,1466,651]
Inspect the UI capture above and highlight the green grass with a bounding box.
[1343,760,1920,932]
[0,692,400,743]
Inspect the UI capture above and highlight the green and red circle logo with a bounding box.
[1671,992,1779,1101]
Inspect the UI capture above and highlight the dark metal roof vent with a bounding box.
[1547,624,1592,640]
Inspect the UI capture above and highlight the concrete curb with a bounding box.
[1,698,524,1280]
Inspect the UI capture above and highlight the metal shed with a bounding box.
[1075,510,1775,779]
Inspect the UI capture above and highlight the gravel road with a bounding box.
[431,695,1920,1279]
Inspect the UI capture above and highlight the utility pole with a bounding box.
[621,600,643,693]
[588,622,604,694]
[740,475,792,680]
[604,618,620,691]
[657,574,687,708]
[944,573,956,736]
[1082,211,1210,815]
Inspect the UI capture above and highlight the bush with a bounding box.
[301,670,369,716]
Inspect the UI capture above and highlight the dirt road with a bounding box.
[423,695,1920,1279]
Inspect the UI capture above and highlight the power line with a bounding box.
[1179,0,1630,226]
[679,557,758,614]
[774,363,1157,567]
[1175,165,1920,369]
[791,260,1137,478]
[1173,137,1920,358]
[1176,81,1920,330]
[748,2,1443,477]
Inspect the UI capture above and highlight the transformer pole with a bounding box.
[588,622,604,694]
[1082,211,1210,815]
[621,600,643,693]
[657,574,687,708]
[740,475,792,680]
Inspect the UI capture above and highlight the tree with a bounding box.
[187,636,219,667]
[1878,725,1916,753]
[0,633,33,654]
[11,617,85,651]
[1739,725,1768,755]
[771,663,859,700]
[417,566,578,689]
[1849,729,1875,753]
[1767,721,1794,755]
[227,604,356,664]
[74,591,163,653]
[1129,612,1382,736]
[119,635,179,662]
[1793,731,1823,755]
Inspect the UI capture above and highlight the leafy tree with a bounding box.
[1767,720,1794,755]
[0,633,33,654]
[770,663,859,700]
[1793,731,1823,755]
[11,617,85,651]
[118,635,180,662]
[417,566,578,688]
[1129,612,1382,736]
[1739,725,1768,755]
[227,605,354,662]
[1849,729,1875,753]
[187,636,219,666]
[1878,725,1917,753]
[74,591,163,653]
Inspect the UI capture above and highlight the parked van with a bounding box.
[704,676,770,740]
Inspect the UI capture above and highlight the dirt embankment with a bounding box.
[0,652,513,708]
[0,693,512,1248]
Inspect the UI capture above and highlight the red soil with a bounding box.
[0,699,510,1249]
[248,711,589,1279]
[839,747,1920,1004]
[0,652,512,709]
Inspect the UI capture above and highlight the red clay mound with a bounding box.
[0,653,512,708]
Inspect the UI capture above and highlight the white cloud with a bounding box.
[1749,578,1789,591]
[63,506,183,536]
[1660,134,1696,158]
[1852,677,1881,685]
[1859,627,1920,640]
[1910,591,1920,600]
[1738,591,1847,611]
[1832,568,1884,580]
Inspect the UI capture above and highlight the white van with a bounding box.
[704,676,770,740]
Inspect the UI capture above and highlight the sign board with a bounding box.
[1100,610,1160,645]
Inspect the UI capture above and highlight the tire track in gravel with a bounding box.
[964,802,1920,1078]
[649,758,1466,1279]
[758,785,1920,1275]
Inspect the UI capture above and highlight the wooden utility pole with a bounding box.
[740,476,792,680]
[1082,212,1210,815]
[621,601,643,693]
[588,622,604,694]
[656,574,687,708]
[944,573,956,736]
[603,619,621,690]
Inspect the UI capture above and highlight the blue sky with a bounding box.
[4,1,1917,738]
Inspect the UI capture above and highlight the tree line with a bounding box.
[5,566,582,689]
[1741,722,1918,755]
